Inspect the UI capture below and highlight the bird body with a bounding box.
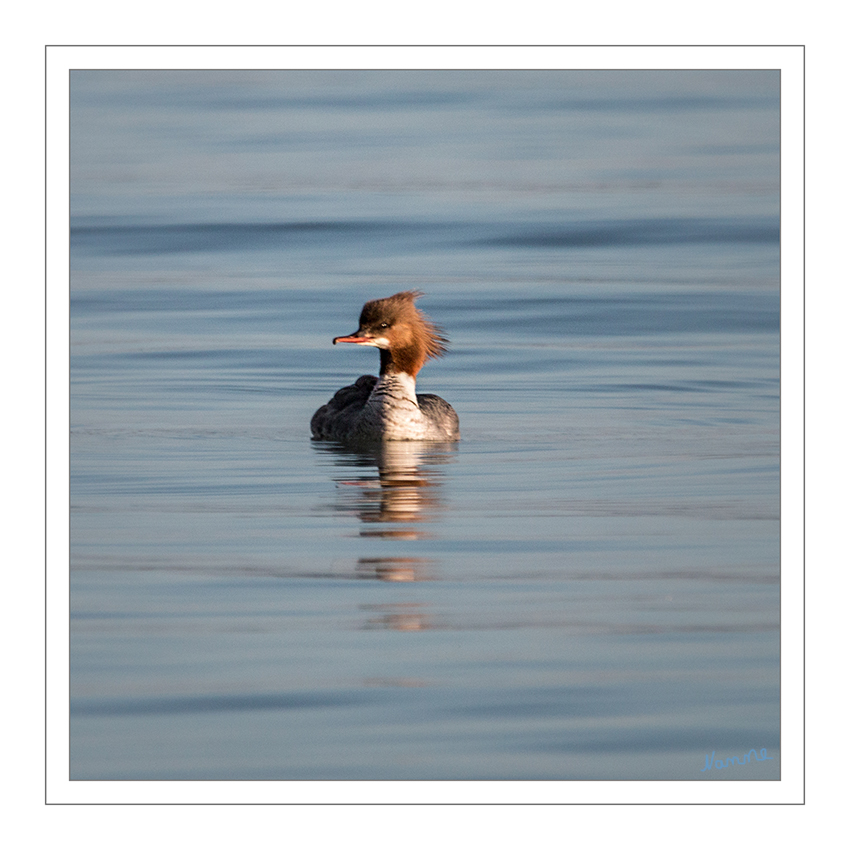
[311,291,459,443]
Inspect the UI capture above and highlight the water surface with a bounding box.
[70,70,780,781]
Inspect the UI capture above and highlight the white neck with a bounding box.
[371,371,418,405]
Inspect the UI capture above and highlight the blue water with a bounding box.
[69,70,780,780]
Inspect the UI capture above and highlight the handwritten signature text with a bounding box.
[701,748,774,772]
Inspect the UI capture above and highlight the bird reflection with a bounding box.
[314,441,457,538]
[312,441,457,593]
[355,557,432,582]
[360,602,432,631]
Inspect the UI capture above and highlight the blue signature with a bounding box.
[701,748,774,772]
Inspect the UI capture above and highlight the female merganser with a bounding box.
[311,290,460,443]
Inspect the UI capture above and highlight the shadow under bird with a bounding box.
[311,290,460,443]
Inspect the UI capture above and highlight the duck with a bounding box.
[311,290,460,443]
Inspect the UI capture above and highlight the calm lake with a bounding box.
[69,70,780,781]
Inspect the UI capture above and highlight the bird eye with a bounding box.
[379,322,389,329]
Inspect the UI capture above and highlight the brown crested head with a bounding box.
[336,290,449,377]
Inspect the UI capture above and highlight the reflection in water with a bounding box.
[313,441,457,595]
[314,441,457,538]
[355,557,434,582]
[360,603,433,631]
